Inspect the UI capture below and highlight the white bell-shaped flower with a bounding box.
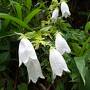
[19,38,37,66]
[51,7,59,21]
[25,58,45,83]
[49,48,70,79]
[19,38,44,83]
[55,33,71,55]
[61,1,71,18]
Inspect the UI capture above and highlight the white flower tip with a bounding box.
[29,75,45,83]
[64,68,70,73]
[66,48,71,53]
[25,59,44,83]
[19,63,21,67]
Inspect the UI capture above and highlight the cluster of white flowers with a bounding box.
[18,1,71,83]
[18,32,71,83]
[51,1,71,20]
[50,1,71,80]
[49,33,71,80]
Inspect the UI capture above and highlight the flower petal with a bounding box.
[25,58,45,83]
[49,48,70,79]
[55,33,71,55]
[19,38,37,66]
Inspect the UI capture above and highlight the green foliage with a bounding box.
[85,21,90,34]
[0,0,90,90]
[0,13,30,29]
[74,56,86,84]
[24,8,41,24]
[18,83,28,90]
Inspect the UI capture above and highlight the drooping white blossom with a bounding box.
[19,38,44,83]
[19,38,37,66]
[49,48,70,79]
[51,7,59,21]
[55,33,71,55]
[61,1,71,18]
[25,58,45,83]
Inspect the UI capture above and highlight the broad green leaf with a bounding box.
[0,13,30,29]
[24,8,41,24]
[84,67,90,90]
[18,83,28,90]
[25,0,32,10]
[74,57,86,84]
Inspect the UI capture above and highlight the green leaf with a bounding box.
[24,8,41,24]
[11,1,22,20]
[74,57,86,84]
[0,33,15,39]
[2,19,10,30]
[0,52,9,64]
[0,20,1,31]
[40,26,52,32]
[0,52,9,71]
[56,80,64,90]
[0,13,30,30]
[25,0,32,10]
[7,80,13,90]
[18,83,28,90]
[71,43,81,56]
[0,39,9,50]
[85,22,90,33]
[84,67,90,90]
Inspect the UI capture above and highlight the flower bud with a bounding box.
[51,7,59,21]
